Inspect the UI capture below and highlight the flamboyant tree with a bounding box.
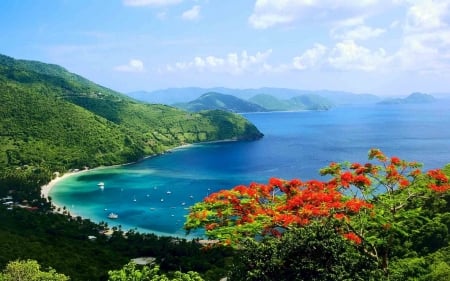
[184,149,449,275]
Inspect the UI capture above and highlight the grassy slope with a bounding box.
[0,54,262,172]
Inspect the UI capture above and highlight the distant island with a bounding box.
[128,88,443,113]
[378,92,437,105]
[128,87,381,106]
[172,92,334,113]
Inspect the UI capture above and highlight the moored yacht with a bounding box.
[108,212,118,219]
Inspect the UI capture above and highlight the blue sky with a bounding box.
[1,0,449,96]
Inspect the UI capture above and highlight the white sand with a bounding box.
[41,170,83,199]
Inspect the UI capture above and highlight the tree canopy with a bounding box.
[185,149,450,280]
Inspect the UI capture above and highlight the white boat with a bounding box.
[108,212,118,219]
[166,191,172,194]
[98,182,105,189]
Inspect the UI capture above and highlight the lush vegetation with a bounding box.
[173,92,334,113]
[0,259,70,281]
[108,262,205,281]
[185,149,450,280]
[174,92,267,113]
[0,54,261,280]
[249,93,334,111]
[0,204,232,280]
[0,53,448,280]
[128,87,380,105]
[0,53,262,197]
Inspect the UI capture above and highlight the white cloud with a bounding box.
[293,44,327,70]
[331,24,385,41]
[114,59,145,72]
[163,50,273,74]
[123,0,182,6]
[328,40,389,71]
[248,12,295,29]
[291,40,389,72]
[162,43,390,75]
[393,0,450,73]
[248,0,383,29]
[182,5,201,21]
[404,0,449,32]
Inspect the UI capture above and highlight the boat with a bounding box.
[108,212,118,219]
[98,182,105,189]
[166,191,172,194]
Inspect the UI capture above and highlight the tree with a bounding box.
[0,259,69,281]
[185,149,450,278]
[108,262,204,281]
[228,221,382,281]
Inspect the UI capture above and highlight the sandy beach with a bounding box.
[41,170,88,199]
[40,140,232,200]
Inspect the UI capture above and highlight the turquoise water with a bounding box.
[50,103,450,237]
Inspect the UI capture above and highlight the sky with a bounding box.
[1,0,450,96]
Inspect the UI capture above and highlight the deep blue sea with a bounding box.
[50,103,450,237]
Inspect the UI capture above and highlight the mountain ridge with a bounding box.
[174,92,268,113]
[128,87,381,105]
[0,54,263,174]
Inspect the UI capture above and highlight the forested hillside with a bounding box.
[0,54,262,280]
[173,92,334,113]
[173,92,268,112]
[0,54,262,174]
[249,93,334,111]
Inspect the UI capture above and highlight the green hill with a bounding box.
[288,94,334,110]
[248,94,293,111]
[174,92,267,113]
[0,54,263,174]
[249,93,334,111]
[173,92,334,113]
[0,54,263,280]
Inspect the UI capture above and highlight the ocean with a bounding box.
[50,103,450,237]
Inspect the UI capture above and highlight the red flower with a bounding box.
[345,198,372,212]
[289,178,302,187]
[334,213,348,221]
[390,156,401,166]
[353,174,371,187]
[340,172,353,188]
[269,177,284,187]
[343,232,362,244]
[410,169,421,176]
[428,169,448,183]
[429,183,450,193]
[399,178,410,188]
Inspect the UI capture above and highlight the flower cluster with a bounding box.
[427,169,450,192]
[185,149,449,247]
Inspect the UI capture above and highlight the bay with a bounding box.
[50,103,450,237]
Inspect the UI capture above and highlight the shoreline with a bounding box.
[40,139,239,202]
[41,170,87,199]
[40,161,206,238]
